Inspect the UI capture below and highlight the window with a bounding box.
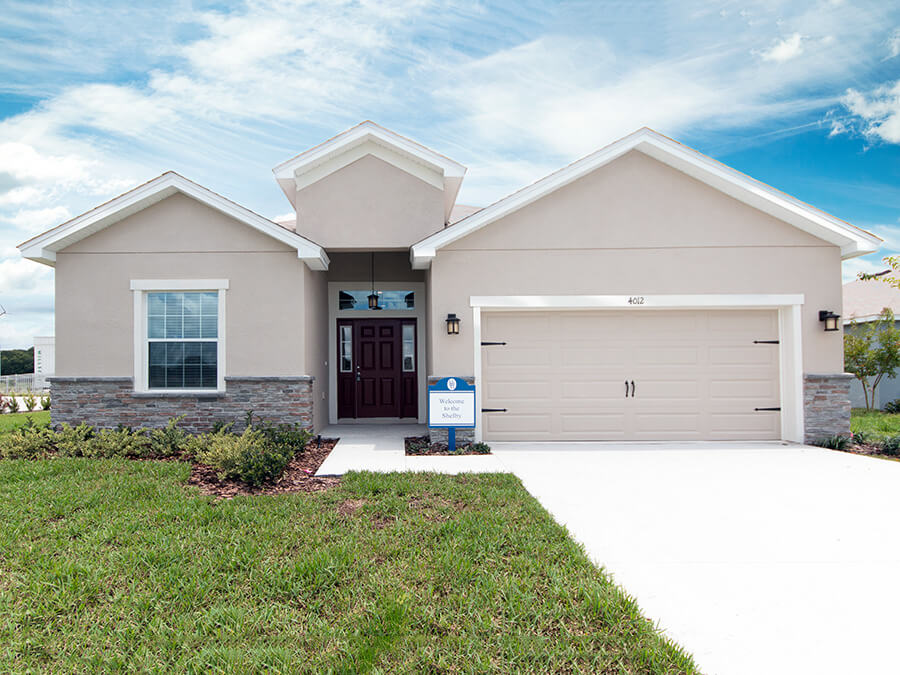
[340,325,352,372]
[402,324,415,372]
[338,290,414,311]
[132,280,227,393]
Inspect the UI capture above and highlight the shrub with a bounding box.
[84,428,151,459]
[8,398,20,413]
[40,394,50,410]
[23,394,36,412]
[812,435,850,450]
[249,414,312,456]
[197,428,293,486]
[148,415,193,458]
[881,436,900,456]
[850,431,870,447]
[466,442,491,455]
[0,425,55,459]
[55,423,95,457]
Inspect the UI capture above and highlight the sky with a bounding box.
[1,0,899,349]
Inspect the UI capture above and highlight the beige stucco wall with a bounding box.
[295,154,444,249]
[303,266,329,430]
[430,150,843,375]
[56,193,309,379]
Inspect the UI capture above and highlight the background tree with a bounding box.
[0,347,34,375]
[844,310,900,410]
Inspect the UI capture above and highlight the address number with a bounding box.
[627,296,645,305]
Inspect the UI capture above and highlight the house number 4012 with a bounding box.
[627,296,645,305]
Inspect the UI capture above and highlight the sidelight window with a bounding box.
[402,324,415,372]
[340,325,353,372]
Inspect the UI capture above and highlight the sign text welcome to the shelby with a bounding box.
[428,377,475,429]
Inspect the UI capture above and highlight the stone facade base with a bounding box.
[804,373,852,444]
[49,376,314,433]
[427,375,476,446]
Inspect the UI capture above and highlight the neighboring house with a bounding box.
[19,123,880,443]
[843,272,900,409]
[33,336,55,377]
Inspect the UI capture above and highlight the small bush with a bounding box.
[40,394,50,410]
[883,399,900,414]
[23,394,36,412]
[8,398,20,413]
[249,415,312,456]
[850,431,870,446]
[466,442,491,455]
[84,428,151,459]
[0,424,55,459]
[812,435,850,450]
[148,415,193,458]
[197,428,293,486]
[55,423,95,457]
[881,436,900,456]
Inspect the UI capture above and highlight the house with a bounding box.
[843,272,900,409]
[19,122,880,443]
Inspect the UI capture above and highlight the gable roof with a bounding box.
[843,271,900,324]
[18,172,329,270]
[272,121,467,224]
[410,127,881,269]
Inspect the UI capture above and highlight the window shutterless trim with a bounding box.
[132,281,227,394]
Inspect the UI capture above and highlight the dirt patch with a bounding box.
[841,444,900,461]
[337,498,367,516]
[188,438,340,499]
[404,435,491,456]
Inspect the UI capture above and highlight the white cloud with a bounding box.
[761,33,806,62]
[841,81,900,143]
[889,28,900,58]
[842,254,891,283]
[4,206,71,234]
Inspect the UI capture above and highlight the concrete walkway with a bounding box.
[316,429,900,674]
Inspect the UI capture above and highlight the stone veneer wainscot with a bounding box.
[49,376,314,433]
[803,373,852,444]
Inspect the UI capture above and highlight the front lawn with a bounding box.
[851,408,900,440]
[0,410,50,433]
[0,460,696,673]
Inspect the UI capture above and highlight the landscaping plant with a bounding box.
[196,427,294,486]
[844,309,900,410]
[812,435,850,450]
[40,394,50,410]
[8,397,20,413]
[147,415,194,458]
[881,436,900,456]
[22,394,36,412]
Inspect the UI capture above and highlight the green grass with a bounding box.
[0,460,696,673]
[851,408,900,439]
[0,410,50,433]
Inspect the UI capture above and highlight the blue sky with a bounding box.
[1,0,899,348]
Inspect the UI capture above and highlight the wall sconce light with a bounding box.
[819,310,840,332]
[446,313,460,335]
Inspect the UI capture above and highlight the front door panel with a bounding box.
[337,318,418,419]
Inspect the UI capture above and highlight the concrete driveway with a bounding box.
[493,442,900,675]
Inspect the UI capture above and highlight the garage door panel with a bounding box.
[481,309,780,442]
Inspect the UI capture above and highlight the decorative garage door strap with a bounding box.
[480,341,507,346]
[753,340,780,344]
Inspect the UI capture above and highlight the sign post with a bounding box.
[427,377,476,452]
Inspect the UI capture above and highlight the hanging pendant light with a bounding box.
[368,252,381,310]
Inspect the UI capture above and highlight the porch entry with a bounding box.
[337,318,418,419]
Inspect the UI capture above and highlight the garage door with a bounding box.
[481,310,781,441]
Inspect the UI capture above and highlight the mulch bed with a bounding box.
[404,435,491,456]
[839,443,900,461]
[188,438,340,499]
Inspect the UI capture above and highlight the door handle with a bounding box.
[355,367,361,383]
[630,380,635,397]
[625,380,629,398]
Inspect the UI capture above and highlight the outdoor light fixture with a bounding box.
[368,252,381,310]
[819,310,840,332]
[446,313,460,335]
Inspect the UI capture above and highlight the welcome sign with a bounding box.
[428,377,476,429]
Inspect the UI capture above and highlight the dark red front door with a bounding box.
[337,318,418,419]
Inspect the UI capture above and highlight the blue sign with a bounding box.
[428,377,476,452]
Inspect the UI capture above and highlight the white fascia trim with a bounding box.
[19,172,329,271]
[410,128,880,268]
[844,313,887,325]
[131,279,229,291]
[469,294,805,309]
[273,121,466,180]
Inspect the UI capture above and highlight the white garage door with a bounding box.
[481,309,781,441]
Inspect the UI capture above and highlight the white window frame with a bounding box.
[131,279,228,394]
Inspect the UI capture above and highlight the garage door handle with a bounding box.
[630,380,635,398]
[481,408,507,413]
[625,380,629,397]
[754,407,781,411]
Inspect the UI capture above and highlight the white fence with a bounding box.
[0,373,51,394]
